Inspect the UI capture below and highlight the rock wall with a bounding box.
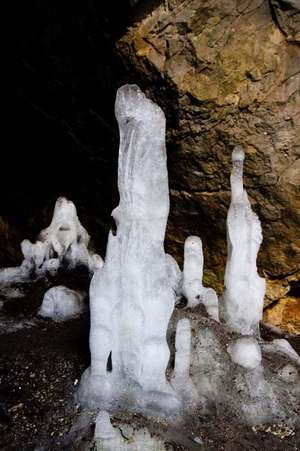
[117,0,300,331]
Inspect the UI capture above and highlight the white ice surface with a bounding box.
[78,85,180,415]
[262,338,300,365]
[227,337,262,369]
[182,236,219,320]
[94,411,166,451]
[38,286,85,321]
[166,254,182,304]
[0,197,103,286]
[220,147,265,335]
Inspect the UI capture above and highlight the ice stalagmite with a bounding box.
[220,147,265,335]
[171,318,199,407]
[0,197,103,285]
[173,319,192,380]
[78,85,180,415]
[182,236,219,320]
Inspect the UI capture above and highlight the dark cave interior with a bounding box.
[3,0,149,266]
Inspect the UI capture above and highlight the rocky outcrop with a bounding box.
[117,0,300,329]
[264,296,300,335]
[270,0,300,42]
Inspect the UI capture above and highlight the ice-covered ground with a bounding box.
[78,85,300,427]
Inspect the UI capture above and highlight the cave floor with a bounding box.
[0,277,299,451]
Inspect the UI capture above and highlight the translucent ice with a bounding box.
[227,337,262,369]
[0,197,103,285]
[166,254,182,304]
[38,286,85,321]
[173,319,191,380]
[220,147,265,335]
[171,318,199,407]
[94,411,167,451]
[95,411,117,440]
[182,236,219,320]
[36,197,103,273]
[263,338,300,365]
[0,260,33,285]
[78,85,180,415]
[184,314,298,426]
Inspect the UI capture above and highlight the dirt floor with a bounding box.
[0,272,299,450]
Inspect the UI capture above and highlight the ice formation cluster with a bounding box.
[78,85,299,427]
[0,84,298,428]
[0,197,103,286]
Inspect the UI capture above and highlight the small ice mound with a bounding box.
[95,411,117,440]
[0,260,33,286]
[94,410,167,451]
[263,338,300,365]
[38,286,86,321]
[228,337,262,369]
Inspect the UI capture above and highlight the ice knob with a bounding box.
[94,411,116,440]
[232,145,245,162]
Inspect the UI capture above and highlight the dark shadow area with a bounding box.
[2,0,139,266]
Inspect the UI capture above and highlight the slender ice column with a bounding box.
[220,147,265,335]
[95,411,119,440]
[173,319,192,380]
[182,236,219,320]
[166,254,182,303]
[171,318,199,407]
[78,85,179,414]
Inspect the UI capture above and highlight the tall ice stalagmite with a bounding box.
[220,147,266,335]
[78,85,179,414]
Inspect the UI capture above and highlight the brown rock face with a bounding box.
[117,0,300,327]
[264,296,300,335]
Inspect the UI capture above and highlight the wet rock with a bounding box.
[263,296,300,335]
[269,0,300,39]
